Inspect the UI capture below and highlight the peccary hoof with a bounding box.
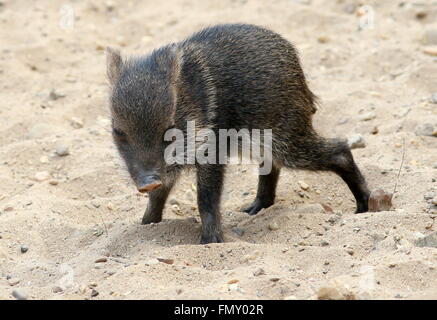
[243,198,274,215]
[141,214,162,225]
[200,233,224,244]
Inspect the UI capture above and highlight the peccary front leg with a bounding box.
[196,164,224,244]
[244,165,281,215]
[141,180,175,224]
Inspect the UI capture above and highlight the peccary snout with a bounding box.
[137,174,162,193]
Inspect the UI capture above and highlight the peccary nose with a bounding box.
[137,181,162,193]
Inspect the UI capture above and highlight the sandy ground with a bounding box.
[1,0,437,300]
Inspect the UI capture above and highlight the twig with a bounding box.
[392,138,406,199]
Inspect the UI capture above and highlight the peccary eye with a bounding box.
[113,128,126,139]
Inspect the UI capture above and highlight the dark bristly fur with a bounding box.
[107,24,370,244]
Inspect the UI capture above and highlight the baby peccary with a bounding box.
[107,24,370,244]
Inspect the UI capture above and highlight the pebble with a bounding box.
[12,289,28,300]
[423,46,437,57]
[424,192,435,200]
[55,143,69,156]
[49,179,59,185]
[171,204,183,215]
[430,93,437,104]
[317,36,329,43]
[358,111,376,121]
[295,203,325,214]
[415,123,437,137]
[8,278,20,286]
[52,286,63,293]
[253,268,266,276]
[368,189,392,212]
[49,90,65,100]
[231,227,245,237]
[415,232,437,248]
[34,171,50,182]
[169,198,180,205]
[432,197,437,206]
[423,28,437,45]
[298,180,309,191]
[95,257,107,263]
[157,258,174,265]
[347,134,366,149]
[39,155,49,163]
[70,117,84,129]
[268,221,279,231]
[20,245,29,253]
[91,289,99,297]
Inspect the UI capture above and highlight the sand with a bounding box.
[0,0,437,300]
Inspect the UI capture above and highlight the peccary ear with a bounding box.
[106,47,123,85]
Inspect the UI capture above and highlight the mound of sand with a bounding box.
[0,0,436,300]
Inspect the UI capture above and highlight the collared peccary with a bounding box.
[107,23,370,244]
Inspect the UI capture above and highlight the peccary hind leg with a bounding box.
[287,136,370,213]
[141,180,175,224]
[244,165,281,215]
[196,164,224,244]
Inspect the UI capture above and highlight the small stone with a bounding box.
[430,93,437,104]
[91,289,99,297]
[171,204,183,216]
[49,179,59,185]
[415,232,437,248]
[8,278,20,286]
[95,257,108,263]
[424,192,435,200]
[157,258,174,265]
[176,288,183,295]
[228,283,239,291]
[20,245,28,253]
[52,286,63,294]
[347,134,366,149]
[70,117,84,129]
[423,29,437,45]
[298,180,309,190]
[368,189,393,212]
[415,123,436,137]
[231,227,245,237]
[39,155,49,163]
[34,171,50,182]
[317,36,329,43]
[432,197,437,206]
[268,221,279,231]
[12,289,28,300]
[49,90,65,100]
[227,279,239,284]
[321,240,330,246]
[55,143,69,156]
[358,111,376,121]
[253,268,265,276]
[295,203,325,214]
[371,126,379,135]
[416,11,427,20]
[423,46,437,57]
[168,198,179,205]
[107,202,114,210]
[270,277,280,282]
[346,249,354,256]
